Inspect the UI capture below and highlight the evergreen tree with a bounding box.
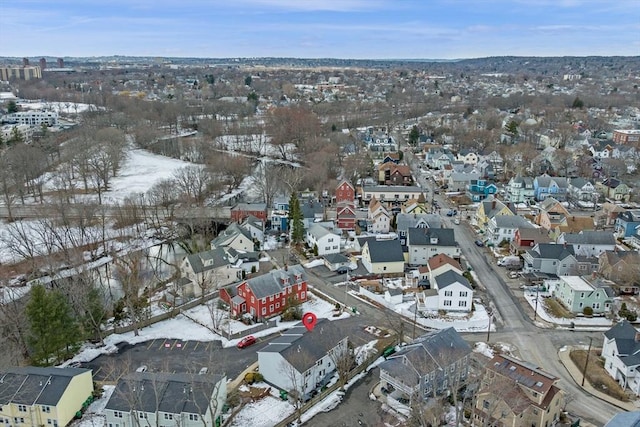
[409,125,420,146]
[26,284,80,365]
[7,100,18,114]
[8,126,24,145]
[288,192,304,245]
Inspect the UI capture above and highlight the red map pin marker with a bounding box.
[303,312,317,332]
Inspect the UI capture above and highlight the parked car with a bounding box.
[475,240,484,247]
[237,335,257,349]
[336,266,351,275]
[453,217,460,225]
[508,271,519,279]
[136,365,148,372]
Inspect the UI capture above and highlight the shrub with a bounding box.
[583,306,594,316]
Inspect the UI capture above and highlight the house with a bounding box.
[615,210,640,238]
[305,224,340,255]
[335,179,355,204]
[486,215,535,246]
[300,200,325,227]
[568,177,597,204]
[231,202,267,223]
[395,213,441,246]
[258,319,349,400]
[323,253,351,272]
[220,265,307,320]
[597,178,631,202]
[473,354,564,427]
[180,248,243,296]
[466,179,497,202]
[550,215,596,240]
[534,197,570,231]
[595,202,626,229]
[613,129,640,144]
[361,239,405,274]
[367,197,390,234]
[417,270,473,313]
[598,250,640,293]
[510,227,551,254]
[602,321,640,395]
[379,328,471,404]
[506,175,535,203]
[401,195,429,215]
[407,227,459,265]
[105,372,227,427]
[210,223,256,252]
[552,275,614,314]
[377,163,413,186]
[447,171,480,193]
[522,243,577,275]
[455,149,479,166]
[533,175,569,202]
[359,185,424,206]
[557,230,616,257]
[241,215,264,243]
[0,367,94,427]
[336,202,356,231]
[474,199,517,233]
[384,287,404,305]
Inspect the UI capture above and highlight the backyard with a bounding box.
[570,349,629,402]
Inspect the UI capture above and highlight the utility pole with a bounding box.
[486,309,492,343]
[581,337,593,386]
[534,286,539,321]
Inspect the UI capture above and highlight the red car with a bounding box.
[237,335,256,349]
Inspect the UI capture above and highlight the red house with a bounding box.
[335,180,355,204]
[510,227,551,254]
[336,202,356,230]
[231,203,268,223]
[220,265,307,320]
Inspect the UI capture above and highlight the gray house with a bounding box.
[395,213,442,246]
[522,243,577,275]
[104,372,227,427]
[407,227,459,266]
[557,230,617,257]
[379,328,471,404]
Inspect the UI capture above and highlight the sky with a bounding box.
[1,0,639,59]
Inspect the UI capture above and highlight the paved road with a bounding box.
[408,151,620,425]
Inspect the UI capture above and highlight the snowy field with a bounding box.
[17,100,95,115]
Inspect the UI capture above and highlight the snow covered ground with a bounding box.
[17,100,95,115]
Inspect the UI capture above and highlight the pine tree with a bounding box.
[409,125,420,146]
[26,284,80,365]
[288,192,304,246]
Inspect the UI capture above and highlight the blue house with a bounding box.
[615,210,640,238]
[533,175,569,202]
[466,179,497,202]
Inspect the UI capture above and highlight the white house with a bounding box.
[602,321,640,395]
[305,223,340,255]
[258,319,348,400]
[557,230,616,258]
[105,372,227,427]
[418,270,473,313]
[180,248,243,296]
[367,197,390,233]
[241,215,264,243]
[210,223,256,252]
[486,215,536,246]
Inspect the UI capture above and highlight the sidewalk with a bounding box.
[558,346,637,412]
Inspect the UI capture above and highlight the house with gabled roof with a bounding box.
[615,210,640,238]
[367,197,390,234]
[377,163,413,186]
[401,195,429,215]
[395,213,441,246]
[231,202,267,223]
[568,177,597,204]
[506,175,535,203]
[522,243,577,275]
[448,171,481,193]
[105,372,226,427]
[335,179,355,204]
[510,227,552,254]
[379,328,471,404]
[417,253,463,286]
[597,178,631,202]
[361,239,404,274]
[534,197,570,231]
[557,230,616,257]
[550,215,596,240]
[417,270,473,313]
[602,320,640,395]
[220,265,307,320]
[305,224,340,255]
[553,275,614,314]
[474,199,517,233]
[473,354,564,427]
[258,319,348,400]
[210,223,256,252]
[598,250,640,293]
[0,367,94,427]
[180,248,243,296]
[486,215,535,246]
[336,201,356,231]
[466,179,497,202]
[241,215,264,243]
[407,227,459,265]
[533,175,569,202]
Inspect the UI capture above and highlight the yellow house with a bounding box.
[361,239,405,274]
[401,196,429,214]
[475,199,517,233]
[0,367,94,427]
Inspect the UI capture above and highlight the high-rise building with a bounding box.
[0,66,42,80]
[39,57,46,70]
[57,58,64,68]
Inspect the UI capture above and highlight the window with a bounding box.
[459,301,467,307]
[164,414,173,420]
[262,307,266,315]
[444,290,453,297]
[41,406,50,413]
[276,302,280,309]
[459,291,467,297]
[17,405,26,412]
[189,414,199,421]
[300,291,306,299]
[139,412,147,419]
[269,304,274,312]
[262,298,266,304]
[114,411,123,418]
[444,300,452,306]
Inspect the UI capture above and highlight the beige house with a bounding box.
[367,197,391,233]
[180,248,243,296]
[0,367,94,427]
[474,354,564,427]
[361,239,404,274]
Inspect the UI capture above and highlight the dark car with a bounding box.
[336,266,350,275]
[237,335,256,349]
[475,240,484,247]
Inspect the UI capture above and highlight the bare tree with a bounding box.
[112,251,153,336]
[328,343,354,391]
[173,165,213,205]
[251,161,282,208]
